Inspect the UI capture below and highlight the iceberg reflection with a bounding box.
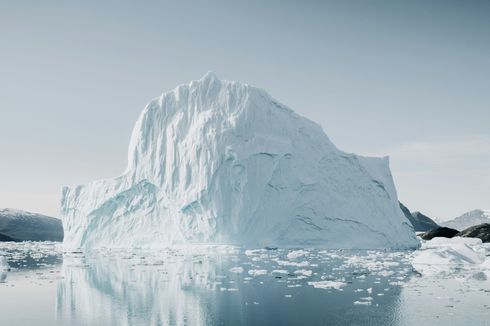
[56,248,410,326]
[56,247,240,326]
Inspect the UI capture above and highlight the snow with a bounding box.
[61,72,418,249]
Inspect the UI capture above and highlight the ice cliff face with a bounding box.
[61,72,418,249]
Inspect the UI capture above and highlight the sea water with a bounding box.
[0,242,488,325]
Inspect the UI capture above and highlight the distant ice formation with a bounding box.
[442,209,490,231]
[61,72,418,249]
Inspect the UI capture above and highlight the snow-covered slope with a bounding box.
[442,209,490,231]
[61,72,418,249]
[0,208,63,241]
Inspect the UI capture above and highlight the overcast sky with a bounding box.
[1,1,489,220]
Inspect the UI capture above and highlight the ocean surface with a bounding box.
[0,242,489,326]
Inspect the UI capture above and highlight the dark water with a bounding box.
[0,242,489,326]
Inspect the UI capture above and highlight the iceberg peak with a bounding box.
[201,70,219,82]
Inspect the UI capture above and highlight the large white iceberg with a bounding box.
[61,72,418,249]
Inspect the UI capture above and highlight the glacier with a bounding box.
[61,72,418,249]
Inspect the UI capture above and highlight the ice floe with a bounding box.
[307,280,346,290]
[248,269,268,276]
[411,237,490,277]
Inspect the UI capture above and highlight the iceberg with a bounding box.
[61,72,418,249]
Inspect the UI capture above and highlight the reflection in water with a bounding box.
[57,249,232,325]
[2,242,489,325]
[398,268,490,325]
[56,248,412,326]
[0,256,8,283]
[0,243,490,326]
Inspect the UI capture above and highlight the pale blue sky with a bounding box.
[0,1,489,220]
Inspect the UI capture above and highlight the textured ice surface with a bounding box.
[411,237,490,277]
[61,72,418,249]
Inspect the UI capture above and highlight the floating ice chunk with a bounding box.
[245,249,266,256]
[248,269,267,276]
[275,259,309,267]
[389,281,404,286]
[229,267,244,273]
[294,269,313,277]
[411,237,488,276]
[359,296,373,301]
[377,270,394,277]
[354,301,372,306]
[271,269,288,275]
[287,284,302,288]
[287,250,308,260]
[307,280,346,290]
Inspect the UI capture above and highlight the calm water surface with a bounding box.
[0,242,489,326]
